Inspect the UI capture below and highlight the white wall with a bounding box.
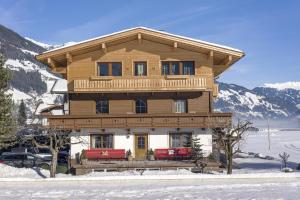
[70,128,212,159]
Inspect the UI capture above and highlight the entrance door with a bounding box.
[134,134,148,160]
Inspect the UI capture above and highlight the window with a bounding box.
[96,100,109,114]
[162,62,169,75]
[183,61,195,75]
[91,134,113,148]
[169,132,192,148]
[137,136,145,149]
[170,62,179,75]
[161,61,195,75]
[134,62,147,76]
[112,63,122,76]
[98,62,122,76]
[135,99,147,113]
[175,100,187,113]
[99,63,109,76]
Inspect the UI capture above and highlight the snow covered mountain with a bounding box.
[0,24,299,122]
[0,24,62,122]
[215,82,300,120]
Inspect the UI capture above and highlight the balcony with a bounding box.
[47,112,232,130]
[72,75,213,93]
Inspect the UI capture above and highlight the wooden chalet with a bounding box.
[36,27,244,166]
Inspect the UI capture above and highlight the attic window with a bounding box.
[161,61,195,75]
[98,62,122,76]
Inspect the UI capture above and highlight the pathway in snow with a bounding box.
[0,178,299,199]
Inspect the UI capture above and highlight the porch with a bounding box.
[71,160,222,175]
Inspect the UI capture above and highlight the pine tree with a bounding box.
[189,135,206,173]
[0,54,16,148]
[18,100,27,126]
[190,136,204,163]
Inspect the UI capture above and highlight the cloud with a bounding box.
[146,6,212,29]
[51,7,134,43]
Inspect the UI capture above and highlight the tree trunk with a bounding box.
[226,144,233,174]
[50,149,58,178]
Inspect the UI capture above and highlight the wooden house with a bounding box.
[36,27,244,162]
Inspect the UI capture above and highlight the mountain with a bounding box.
[215,82,300,120]
[0,24,299,123]
[0,24,62,123]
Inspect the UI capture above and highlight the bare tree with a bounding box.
[212,120,252,174]
[31,128,71,178]
[279,152,290,169]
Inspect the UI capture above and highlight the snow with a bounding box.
[0,164,50,179]
[44,27,244,54]
[6,88,32,101]
[217,86,290,118]
[5,59,36,71]
[0,173,299,199]
[51,79,68,94]
[51,109,64,115]
[25,37,54,50]
[264,82,300,90]
[0,130,300,199]
[20,49,38,56]
[240,130,300,167]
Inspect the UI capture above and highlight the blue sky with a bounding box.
[0,0,299,88]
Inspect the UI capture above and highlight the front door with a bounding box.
[134,134,148,160]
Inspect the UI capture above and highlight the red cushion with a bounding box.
[155,148,192,160]
[85,149,125,160]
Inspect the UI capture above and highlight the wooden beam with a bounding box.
[173,42,178,48]
[214,64,226,68]
[208,50,214,65]
[138,33,142,44]
[223,55,233,66]
[101,43,107,53]
[66,53,72,63]
[47,57,57,68]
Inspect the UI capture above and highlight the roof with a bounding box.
[36,27,245,61]
[39,105,64,116]
[44,27,243,54]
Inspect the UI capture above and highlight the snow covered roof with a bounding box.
[37,27,245,64]
[51,79,68,94]
[44,27,243,54]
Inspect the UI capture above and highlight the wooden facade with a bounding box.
[36,27,244,130]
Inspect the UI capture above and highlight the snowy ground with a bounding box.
[0,177,299,199]
[0,130,299,199]
[235,130,300,172]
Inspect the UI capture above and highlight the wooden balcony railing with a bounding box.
[47,113,232,130]
[73,76,212,93]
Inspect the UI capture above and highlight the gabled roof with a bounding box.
[36,27,244,61]
[45,27,243,54]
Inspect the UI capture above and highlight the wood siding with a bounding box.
[67,39,214,92]
[70,100,95,115]
[68,92,209,115]
[188,92,210,113]
[109,100,135,114]
[148,99,173,114]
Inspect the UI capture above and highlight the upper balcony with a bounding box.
[72,75,214,93]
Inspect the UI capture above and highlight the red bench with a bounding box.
[85,149,126,160]
[154,148,192,160]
